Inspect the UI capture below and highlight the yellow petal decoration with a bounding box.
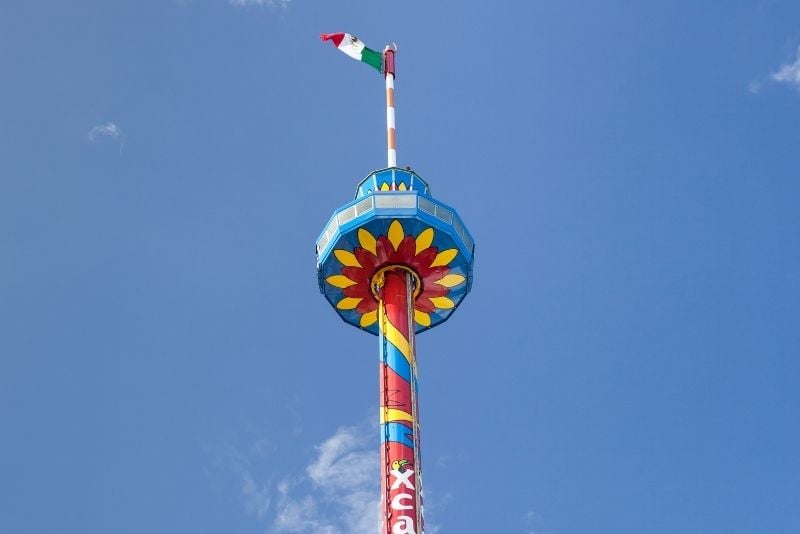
[360,310,378,327]
[387,220,404,251]
[428,296,455,309]
[398,182,407,191]
[414,309,431,327]
[434,274,466,288]
[334,249,361,267]
[415,228,434,255]
[430,248,458,267]
[326,275,357,288]
[358,228,377,255]
[336,297,362,310]
[380,182,390,191]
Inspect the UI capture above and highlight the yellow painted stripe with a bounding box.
[415,228,434,255]
[357,228,377,255]
[334,249,361,267]
[379,408,413,424]
[430,248,458,267]
[326,275,357,288]
[379,301,413,364]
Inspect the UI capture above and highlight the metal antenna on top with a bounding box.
[384,45,397,168]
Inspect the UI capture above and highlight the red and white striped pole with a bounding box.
[384,46,397,168]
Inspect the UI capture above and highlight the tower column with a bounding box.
[318,32,475,534]
[378,268,422,534]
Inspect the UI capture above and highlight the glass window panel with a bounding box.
[418,196,435,216]
[355,197,373,216]
[337,206,356,225]
[435,205,453,224]
[395,194,416,208]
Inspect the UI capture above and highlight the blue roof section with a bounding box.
[354,167,431,199]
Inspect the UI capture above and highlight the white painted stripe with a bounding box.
[386,73,396,167]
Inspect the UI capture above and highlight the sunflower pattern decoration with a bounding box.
[321,219,471,334]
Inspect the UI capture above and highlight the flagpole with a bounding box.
[384,46,397,168]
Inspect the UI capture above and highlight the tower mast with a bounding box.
[317,39,475,534]
[384,46,397,168]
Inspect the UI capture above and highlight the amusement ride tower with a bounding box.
[317,34,474,534]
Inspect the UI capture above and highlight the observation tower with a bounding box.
[317,35,474,534]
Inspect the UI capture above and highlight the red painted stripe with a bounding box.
[381,363,413,411]
[382,270,410,339]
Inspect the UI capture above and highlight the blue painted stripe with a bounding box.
[380,422,415,448]
[380,336,412,383]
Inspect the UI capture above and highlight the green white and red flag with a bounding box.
[320,32,383,73]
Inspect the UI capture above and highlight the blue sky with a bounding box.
[2,1,800,533]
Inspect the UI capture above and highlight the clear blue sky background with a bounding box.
[2,1,799,533]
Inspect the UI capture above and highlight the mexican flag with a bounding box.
[320,33,383,73]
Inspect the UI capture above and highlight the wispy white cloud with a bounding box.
[209,423,378,533]
[223,443,272,519]
[272,483,333,533]
[212,421,449,533]
[88,122,122,142]
[771,46,800,90]
[273,425,379,534]
[306,426,373,490]
[241,468,272,518]
[229,0,290,7]
[524,510,554,534]
[420,489,452,534]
